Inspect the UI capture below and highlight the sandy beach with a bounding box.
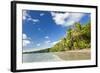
[54,49,91,60]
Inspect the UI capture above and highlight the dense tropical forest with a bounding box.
[49,22,91,52]
[23,22,91,54]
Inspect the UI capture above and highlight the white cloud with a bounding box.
[23,33,31,47]
[23,10,39,23]
[27,17,39,23]
[51,12,85,27]
[51,40,61,45]
[51,12,69,25]
[65,13,85,26]
[27,17,32,21]
[45,40,51,44]
[23,11,31,20]
[23,40,31,47]
[52,41,59,45]
[44,36,49,39]
[40,13,44,16]
[23,33,27,39]
[37,44,40,46]
[32,19,39,22]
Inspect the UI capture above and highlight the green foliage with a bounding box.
[47,22,91,52]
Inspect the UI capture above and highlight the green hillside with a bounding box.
[49,22,91,52]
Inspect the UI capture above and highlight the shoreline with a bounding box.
[53,49,91,61]
[23,49,91,63]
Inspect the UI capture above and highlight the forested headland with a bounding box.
[49,22,91,52]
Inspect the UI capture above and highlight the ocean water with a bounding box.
[23,53,61,63]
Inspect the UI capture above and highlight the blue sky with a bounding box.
[22,10,90,52]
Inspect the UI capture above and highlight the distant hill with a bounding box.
[23,48,50,54]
